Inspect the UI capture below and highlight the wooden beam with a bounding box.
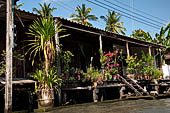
[126,41,130,57]
[5,0,13,112]
[54,19,62,105]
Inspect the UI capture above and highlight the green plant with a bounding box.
[0,50,24,76]
[100,11,126,35]
[126,54,140,75]
[152,69,163,79]
[33,3,56,18]
[100,50,121,80]
[60,50,74,74]
[33,67,62,92]
[141,52,154,76]
[70,4,98,26]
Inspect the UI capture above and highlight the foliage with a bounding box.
[15,3,24,9]
[60,50,74,73]
[155,23,170,62]
[33,67,62,92]
[141,52,154,76]
[126,54,140,75]
[100,49,121,79]
[0,50,24,76]
[130,29,153,42]
[25,17,69,78]
[84,66,102,82]
[152,69,163,79]
[70,4,98,26]
[32,3,56,18]
[100,11,126,35]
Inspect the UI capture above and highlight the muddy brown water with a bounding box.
[46,99,170,113]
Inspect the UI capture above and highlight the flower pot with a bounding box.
[38,89,55,109]
[93,82,97,87]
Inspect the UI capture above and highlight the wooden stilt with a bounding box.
[5,0,13,112]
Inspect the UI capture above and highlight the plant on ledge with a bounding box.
[100,50,120,80]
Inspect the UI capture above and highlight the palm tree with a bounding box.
[130,29,153,42]
[33,3,56,18]
[70,4,98,26]
[100,11,126,35]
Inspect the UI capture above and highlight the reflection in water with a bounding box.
[50,99,170,113]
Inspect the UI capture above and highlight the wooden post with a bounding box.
[149,46,151,56]
[126,41,130,57]
[54,19,62,105]
[99,35,102,50]
[5,0,14,112]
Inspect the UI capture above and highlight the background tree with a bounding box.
[130,29,153,42]
[70,4,98,26]
[100,11,126,35]
[155,23,170,64]
[33,3,56,18]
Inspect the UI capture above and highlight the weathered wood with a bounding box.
[149,46,151,56]
[93,88,99,102]
[99,35,102,50]
[126,41,130,57]
[5,0,13,112]
[54,19,61,77]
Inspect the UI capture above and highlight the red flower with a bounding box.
[104,51,114,56]
[114,50,118,54]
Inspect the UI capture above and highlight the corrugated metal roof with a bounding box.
[16,9,166,48]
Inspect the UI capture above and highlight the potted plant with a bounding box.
[33,67,62,108]
[152,69,163,79]
[126,55,139,79]
[100,50,120,80]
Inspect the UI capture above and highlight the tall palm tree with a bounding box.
[100,11,126,35]
[70,4,98,26]
[33,3,56,18]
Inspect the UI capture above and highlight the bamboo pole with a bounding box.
[5,0,14,112]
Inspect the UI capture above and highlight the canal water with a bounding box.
[49,99,170,113]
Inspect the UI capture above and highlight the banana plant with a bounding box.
[155,23,170,63]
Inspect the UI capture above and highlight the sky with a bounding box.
[17,0,170,38]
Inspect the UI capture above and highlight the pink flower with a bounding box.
[114,51,118,54]
[117,64,119,66]
[109,69,112,72]
[107,64,110,67]
[106,58,110,62]
[113,64,116,66]
[104,51,106,54]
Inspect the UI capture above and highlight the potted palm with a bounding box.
[25,16,69,108]
[33,68,62,108]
